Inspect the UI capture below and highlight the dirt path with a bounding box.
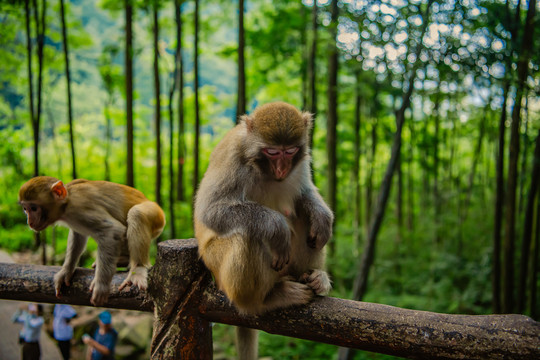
[0,250,63,360]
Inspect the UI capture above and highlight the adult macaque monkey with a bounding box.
[18,177,165,306]
[194,102,333,360]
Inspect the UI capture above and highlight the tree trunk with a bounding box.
[353,69,362,252]
[530,189,540,319]
[167,94,176,239]
[493,81,509,314]
[433,86,441,244]
[29,0,47,264]
[495,0,520,312]
[308,1,318,149]
[502,0,537,314]
[300,5,307,111]
[60,0,76,179]
[153,2,162,206]
[175,0,185,202]
[464,100,489,216]
[105,94,112,181]
[517,94,529,213]
[407,108,415,232]
[125,0,134,187]
[326,0,339,255]
[193,0,201,195]
[365,94,378,232]
[396,144,403,278]
[236,0,245,123]
[167,0,183,238]
[24,0,35,145]
[517,129,540,313]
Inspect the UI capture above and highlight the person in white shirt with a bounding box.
[53,304,77,360]
[12,303,44,360]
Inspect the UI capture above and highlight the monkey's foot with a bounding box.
[301,269,332,295]
[119,266,148,292]
[89,280,110,306]
[262,279,313,312]
[53,268,74,298]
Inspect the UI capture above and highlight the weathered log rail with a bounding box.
[0,239,538,359]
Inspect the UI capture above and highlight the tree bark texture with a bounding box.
[153,3,162,206]
[517,128,540,312]
[236,0,246,123]
[60,0,77,179]
[175,0,185,202]
[493,81,509,314]
[149,240,213,359]
[193,0,200,194]
[308,1,318,149]
[502,0,537,314]
[0,263,153,311]
[326,0,339,242]
[0,240,538,360]
[125,0,134,187]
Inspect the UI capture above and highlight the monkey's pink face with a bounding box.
[263,146,299,180]
[20,202,48,232]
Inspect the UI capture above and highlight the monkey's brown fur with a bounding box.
[194,102,333,359]
[19,176,165,306]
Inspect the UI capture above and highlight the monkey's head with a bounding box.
[19,176,68,232]
[242,102,312,181]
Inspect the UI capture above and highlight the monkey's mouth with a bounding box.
[29,224,46,232]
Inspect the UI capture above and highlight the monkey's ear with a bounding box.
[241,115,253,132]
[51,181,67,201]
[302,111,313,130]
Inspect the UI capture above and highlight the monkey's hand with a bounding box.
[301,269,332,296]
[119,266,148,292]
[307,208,333,250]
[89,278,110,306]
[53,268,74,298]
[267,212,291,272]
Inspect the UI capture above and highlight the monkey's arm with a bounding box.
[54,230,88,297]
[199,198,292,271]
[297,185,334,250]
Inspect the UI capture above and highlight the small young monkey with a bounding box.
[194,102,333,359]
[18,176,165,306]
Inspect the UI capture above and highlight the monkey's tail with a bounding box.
[236,326,258,360]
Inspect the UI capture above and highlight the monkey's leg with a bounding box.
[90,233,121,306]
[54,230,88,298]
[120,203,154,291]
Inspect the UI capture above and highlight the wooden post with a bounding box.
[148,239,213,359]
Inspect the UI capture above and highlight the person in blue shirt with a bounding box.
[53,304,77,360]
[83,310,118,360]
[12,303,45,360]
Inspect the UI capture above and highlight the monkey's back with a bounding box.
[66,179,152,226]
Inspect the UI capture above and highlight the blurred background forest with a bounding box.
[0,0,539,358]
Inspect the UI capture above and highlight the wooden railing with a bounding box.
[0,239,538,359]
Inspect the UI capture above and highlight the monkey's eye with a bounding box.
[263,148,281,156]
[285,147,299,156]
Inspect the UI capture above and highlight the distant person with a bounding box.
[12,303,44,360]
[83,310,118,360]
[53,304,77,360]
